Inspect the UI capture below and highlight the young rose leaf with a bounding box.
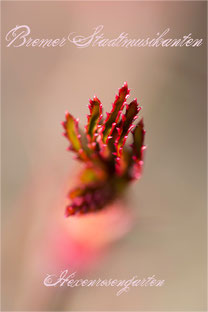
[79,166,107,184]
[62,112,87,161]
[65,182,114,217]
[131,118,146,179]
[101,82,130,144]
[132,118,145,159]
[115,99,140,158]
[68,186,85,199]
[79,167,99,184]
[86,97,102,143]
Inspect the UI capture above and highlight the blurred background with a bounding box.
[1,1,207,311]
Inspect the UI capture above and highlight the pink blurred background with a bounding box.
[1,1,207,311]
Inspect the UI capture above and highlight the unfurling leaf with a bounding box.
[86,97,102,144]
[115,99,140,158]
[65,182,114,217]
[132,118,145,161]
[101,82,130,144]
[131,118,146,179]
[79,166,107,184]
[62,112,87,161]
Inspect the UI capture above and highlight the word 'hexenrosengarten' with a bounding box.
[44,269,165,296]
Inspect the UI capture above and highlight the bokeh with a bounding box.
[1,1,207,311]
